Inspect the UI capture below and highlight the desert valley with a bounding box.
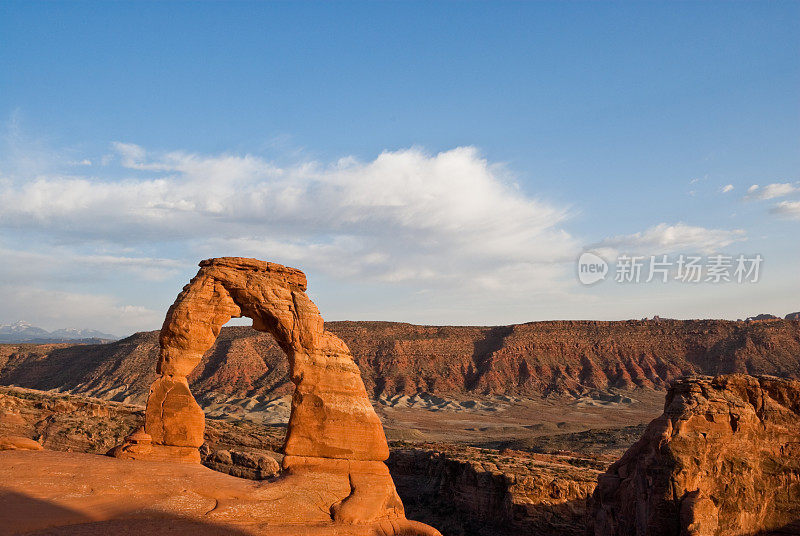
[0,259,798,535]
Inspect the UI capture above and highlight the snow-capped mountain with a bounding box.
[0,321,118,343]
[0,321,50,339]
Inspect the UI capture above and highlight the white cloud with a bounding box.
[745,182,799,200]
[771,201,800,220]
[0,142,587,332]
[591,223,746,256]
[721,184,734,193]
[0,143,578,292]
[112,142,147,169]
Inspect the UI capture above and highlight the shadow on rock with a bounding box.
[0,489,253,536]
[749,519,800,536]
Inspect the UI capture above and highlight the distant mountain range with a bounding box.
[0,321,118,343]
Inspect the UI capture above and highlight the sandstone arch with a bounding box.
[113,257,438,534]
[148,256,389,463]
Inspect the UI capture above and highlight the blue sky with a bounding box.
[1,1,798,335]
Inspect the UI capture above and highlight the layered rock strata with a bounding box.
[588,374,800,536]
[4,319,800,406]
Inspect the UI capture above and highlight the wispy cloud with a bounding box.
[0,246,183,282]
[744,182,800,220]
[590,223,746,256]
[721,184,734,193]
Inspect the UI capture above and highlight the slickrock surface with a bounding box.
[109,258,438,534]
[2,319,799,409]
[588,374,800,536]
[1,386,636,536]
[0,449,438,536]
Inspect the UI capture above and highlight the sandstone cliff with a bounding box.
[588,374,800,536]
[1,320,799,406]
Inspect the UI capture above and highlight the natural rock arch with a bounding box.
[148,256,388,462]
[113,257,438,534]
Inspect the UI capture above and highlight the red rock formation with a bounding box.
[588,374,800,536]
[3,320,799,405]
[200,445,281,480]
[0,449,441,536]
[136,258,389,463]
[0,435,42,451]
[389,445,600,536]
[0,385,289,475]
[0,385,610,536]
[110,257,438,534]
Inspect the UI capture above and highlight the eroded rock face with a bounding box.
[389,445,600,536]
[111,257,433,533]
[4,319,800,405]
[146,257,389,462]
[588,374,800,536]
[145,376,205,448]
[200,445,281,480]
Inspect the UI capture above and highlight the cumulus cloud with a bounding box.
[0,141,588,331]
[721,184,734,193]
[0,142,578,291]
[745,182,800,200]
[770,200,800,220]
[591,223,746,256]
